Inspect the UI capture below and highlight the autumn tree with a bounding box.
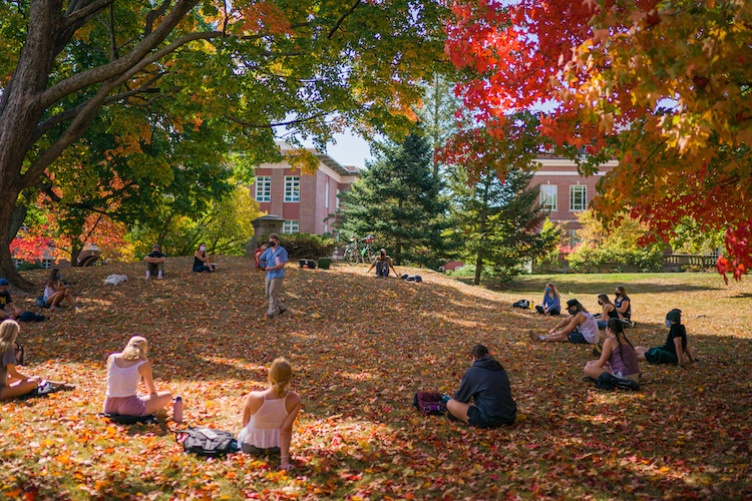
[444,0,752,282]
[336,131,450,268]
[0,0,449,287]
[442,113,553,284]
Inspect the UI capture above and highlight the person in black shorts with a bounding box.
[442,344,517,428]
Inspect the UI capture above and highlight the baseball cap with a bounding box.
[0,278,9,286]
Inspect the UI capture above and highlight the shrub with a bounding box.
[273,233,336,260]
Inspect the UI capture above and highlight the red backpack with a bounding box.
[412,392,447,416]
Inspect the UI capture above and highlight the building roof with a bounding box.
[315,152,360,176]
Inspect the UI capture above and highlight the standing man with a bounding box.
[260,234,288,318]
[0,278,22,320]
[144,244,166,279]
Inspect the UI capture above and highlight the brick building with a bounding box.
[532,156,618,247]
[251,145,360,235]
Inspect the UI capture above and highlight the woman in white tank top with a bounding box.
[103,336,173,417]
[238,357,301,470]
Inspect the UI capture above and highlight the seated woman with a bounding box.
[442,344,517,428]
[635,309,694,367]
[614,286,632,325]
[535,282,561,315]
[529,299,600,345]
[1,320,72,400]
[584,318,640,383]
[103,336,173,417]
[238,357,302,470]
[595,293,619,329]
[367,249,398,278]
[193,243,216,273]
[44,268,78,310]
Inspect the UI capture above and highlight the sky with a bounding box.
[303,132,374,170]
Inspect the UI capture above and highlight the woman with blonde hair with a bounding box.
[1,320,72,400]
[103,336,173,417]
[238,357,302,470]
[535,282,561,315]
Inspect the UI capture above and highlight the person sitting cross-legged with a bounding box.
[584,318,640,383]
[529,299,600,345]
[442,344,517,429]
[0,278,22,320]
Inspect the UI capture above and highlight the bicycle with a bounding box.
[343,234,377,266]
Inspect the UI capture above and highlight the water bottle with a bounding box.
[173,396,183,423]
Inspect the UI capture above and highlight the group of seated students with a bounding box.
[1,320,300,470]
[143,242,219,278]
[529,282,694,385]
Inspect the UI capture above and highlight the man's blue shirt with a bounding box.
[261,245,288,279]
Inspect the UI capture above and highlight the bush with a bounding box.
[273,233,336,260]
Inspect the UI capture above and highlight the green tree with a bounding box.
[336,131,449,268]
[566,210,665,273]
[0,0,449,287]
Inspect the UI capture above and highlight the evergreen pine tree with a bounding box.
[336,131,449,268]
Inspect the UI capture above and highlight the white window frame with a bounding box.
[540,184,558,211]
[325,182,330,209]
[569,185,587,212]
[284,176,300,202]
[255,176,271,202]
[42,258,54,269]
[282,220,299,234]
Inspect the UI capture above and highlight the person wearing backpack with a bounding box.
[103,336,173,417]
[1,320,72,400]
[238,357,301,470]
[635,309,694,367]
[441,344,517,429]
[584,318,640,383]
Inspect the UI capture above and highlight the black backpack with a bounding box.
[595,372,640,391]
[177,427,239,457]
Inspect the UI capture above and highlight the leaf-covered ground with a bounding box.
[2,258,751,500]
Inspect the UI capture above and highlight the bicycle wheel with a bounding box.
[365,248,377,265]
[344,247,359,266]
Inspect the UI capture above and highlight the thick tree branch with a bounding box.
[33,73,165,141]
[41,0,202,108]
[328,0,361,39]
[64,0,113,26]
[145,0,173,36]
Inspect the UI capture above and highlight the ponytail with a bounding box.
[268,357,292,396]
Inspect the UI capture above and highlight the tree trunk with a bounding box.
[70,240,83,268]
[474,248,483,286]
[0,186,34,290]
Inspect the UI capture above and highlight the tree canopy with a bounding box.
[445,0,752,281]
[0,0,449,286]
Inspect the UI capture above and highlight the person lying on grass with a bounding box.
[103,336,173,418]
[635,309,694,367]
[529,299,600,345]
[238,357,302,470]
[0,320,73,400]
[584,318,640,383]
[441,344,517,429]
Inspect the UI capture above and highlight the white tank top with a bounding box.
[106,357,146,397]
[578,312,600,344]
[238,394,290,448]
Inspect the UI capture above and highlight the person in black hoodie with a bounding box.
[442,344,517,428]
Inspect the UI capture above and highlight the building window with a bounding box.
[336,189,340,209]
[325,182,330,209]
[13,258,25,268]
[540,184,558,211]
[42,258,54,269]
[284,176,300,202]
[282,220,299,234]
[569,185,587,211]
[569,229,582,248]
[255,176,271,202]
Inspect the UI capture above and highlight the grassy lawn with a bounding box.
[1,258,750,500]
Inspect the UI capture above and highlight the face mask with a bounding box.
[56,273,62,280]
[568,309,575,315]
[545,287,551,293]
[598,301,603,306]
[271,241,278,247]
[665,319,672,327]
[199,246,206,252]
[615,292,621,297]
